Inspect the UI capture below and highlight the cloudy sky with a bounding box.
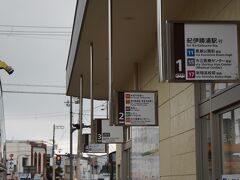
[0,0,108,154]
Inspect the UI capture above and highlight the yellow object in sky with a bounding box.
[0,60,14,75]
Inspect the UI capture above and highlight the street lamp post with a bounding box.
[65,97,78,180]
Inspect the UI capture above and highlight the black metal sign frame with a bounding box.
[92,118,124,144]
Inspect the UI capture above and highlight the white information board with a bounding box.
[93,119,123,143]
[222,174,240,180]
[169,22,240,82]
[185,24,238,80]
[83,134,106,153]
[102,120,123,143]
[116,91,158,126]
[88,144,106,153]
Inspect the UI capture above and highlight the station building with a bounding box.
[66,0,240,179]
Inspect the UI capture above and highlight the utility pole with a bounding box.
[70,96,73,180]
[52,124,56,180]
[52,124,64,180]
[66,96,81,180]
[107,0,112,174]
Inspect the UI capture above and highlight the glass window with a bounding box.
[201,115,212,179]
[200,83,235,101]
[221,107,240,174]
[38,153,41,173]
[214,83,234,94]
[214,83,227,93]
[200,83,211,100]
[124,127,132,141]
[22,157,28,167]
[205,83,212,99]
[34,152,37,167]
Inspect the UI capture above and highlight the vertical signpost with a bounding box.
[167,22,240,82]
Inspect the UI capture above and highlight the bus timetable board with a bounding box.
[92,119,123,143]
[115,91,158,126]
[166,22,240,82]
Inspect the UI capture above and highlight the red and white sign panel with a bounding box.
[116,91,158,126]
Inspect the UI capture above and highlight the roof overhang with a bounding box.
[66,0,229,99]
[66,0,157,99]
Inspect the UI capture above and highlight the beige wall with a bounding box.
[140,47,196,180]
[116,144,122,180]
[164,0,240,21]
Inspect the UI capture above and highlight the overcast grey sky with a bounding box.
[0,0,87,154]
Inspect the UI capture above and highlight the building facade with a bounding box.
[6,140,47,180]
[64,155,93,180]
[66,0,240,179]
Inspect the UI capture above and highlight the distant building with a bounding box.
[63,154,77,180]
[6,140,47,180]
[79,158,90,180]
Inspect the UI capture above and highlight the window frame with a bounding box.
[197,83,240,180]
[218,104,240,175]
